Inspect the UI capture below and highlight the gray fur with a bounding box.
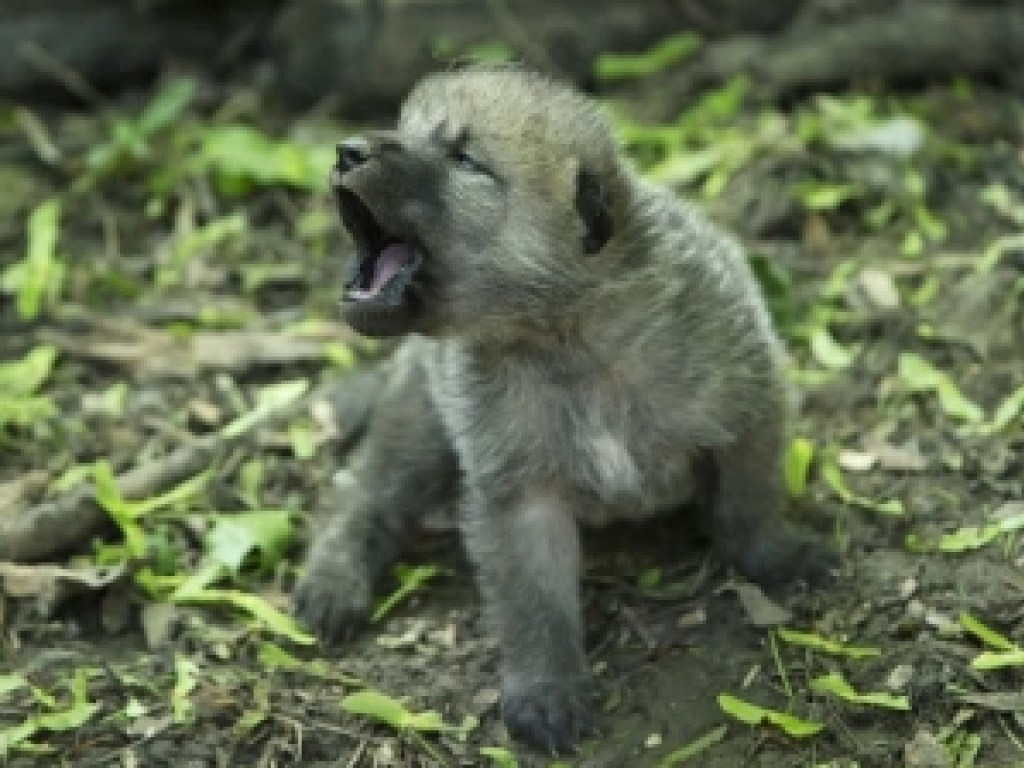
[294,66,830,754]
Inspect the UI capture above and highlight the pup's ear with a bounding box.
[575,168,613,255]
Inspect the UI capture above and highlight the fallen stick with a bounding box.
[0,371,380,562]
[657,3,1024,107]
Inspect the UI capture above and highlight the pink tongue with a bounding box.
[362,243,412,297]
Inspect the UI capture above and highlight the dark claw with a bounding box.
[502,681,593,755]
[737,527,837,589]
[292,566,372,644]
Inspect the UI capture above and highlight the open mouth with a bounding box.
[335,187,424,307]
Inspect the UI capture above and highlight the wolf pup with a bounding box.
[294,65,830,754]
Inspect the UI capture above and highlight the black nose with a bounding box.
[337,137,371,172]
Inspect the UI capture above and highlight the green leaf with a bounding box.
[0,395,55,431]
[978,233,1024,273]
[288,422,318,460]
[901,229,924,257]
[372,564,441,623]
[793,181,860,211]
[480,746,519,768]
[647,146,723,187]
[93,460,146,558]
[2,199,64,320]
[204,511,293,572]
[820,260,858,300]
[0,345,58,396]
[717,693,823,737]
[256,641,304,671]
[255,641,361,683]
[638,567,663,590]
[459,40,516,64]
[0,719,39,754]
[340,689,477,745]
[87,380,128,417]
[960,613,1019,652]
[170,587,315,645]
[33,699,100,731]
[199,125,334,193]
[159,212,247,287]
[341,689,442,732]
[0,675,27,700]
[0,670,100,754]
[967,385,1024,436]
[171,655,197,723]
[69,667,94,707]
[655,725,729,766]
[950,731,982,767]
[682,76,750,127]
[938,507,1024,553]
[898,353,984,423]
[97,462,209,519]
[913,204,947,242]
[776,628,881,659]
[936,525,1001,553]
[981,182,1024,226]
[595,32,701,81]
[322,342,357,370]
[0,345,58,432]
[810,671,910,710]
[809,327,858,370]
[94,461,210,558]
[138,78,195,135]
[822,458,904,516]
[904,170,935,201]
[972,650,1024,670]
[784,438,815,498]
[220,378,309,438]
[123,698,147,720]
[239,459,264,509]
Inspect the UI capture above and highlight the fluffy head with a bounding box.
[332,66,623,338]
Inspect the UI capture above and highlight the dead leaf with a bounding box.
[376,619,428,649]
[125,714,173,739]
[725,582,792,627]
[0,561,125,617]
[862,438,928,472]
[0,471,49,510]
[427,622,457,649]
[838,449,877,472]
[678,607,707,629]
[141,602,180,649]
[956,691,1024,713]
[187,398,222,427]
[993,501,1024,523]
[904,729,951,768]
[472,687,500,710]
[886,664,914,690]
[858,268,901,310]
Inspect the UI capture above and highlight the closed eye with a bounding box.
[450,146,489,175]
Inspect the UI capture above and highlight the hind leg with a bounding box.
[710,416,834,586]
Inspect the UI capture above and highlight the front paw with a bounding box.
[737,526,837,588]
[502,679,592,755]
[293,552,375,643]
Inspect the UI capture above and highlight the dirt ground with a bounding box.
[1,65,1023,768]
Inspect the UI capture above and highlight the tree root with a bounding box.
[658,2,1024,108]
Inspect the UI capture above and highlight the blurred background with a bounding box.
[1,2,1024,767]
